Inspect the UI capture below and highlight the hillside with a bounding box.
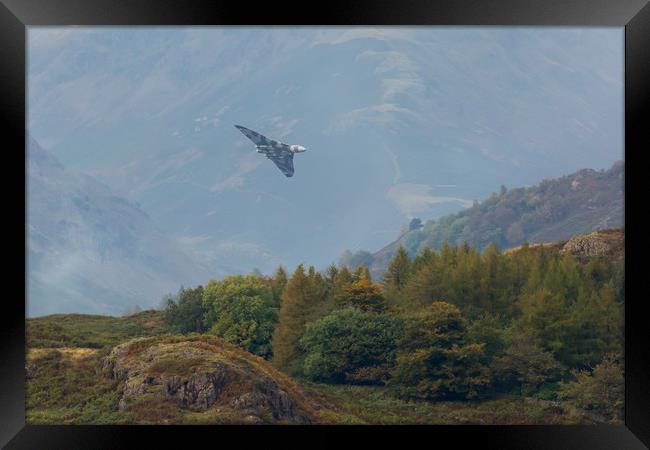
[27,137,214,316]
[367,161,623,278]
[26,312,321,424]
[26,310,604,425]
[28,28,623,273]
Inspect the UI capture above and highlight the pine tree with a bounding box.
[272,264,310,373]
[337,270,386,312]
[403,250,446,311]
[271,266,288,307]
[563,282,623,368]
[325,264,339,289]
[382,246,412,291]
[336,265,353,285]
[517,287,571,363]
[351,265,372,282]
[391,302,490,400]
[272,264,327,374]
[305,265,329,322]
[412,247,435,273]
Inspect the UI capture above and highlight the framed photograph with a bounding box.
[3,0,649,447]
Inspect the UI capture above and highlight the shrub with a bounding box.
[203,275,277,358]
[164,286,206,334]
[492,333,562,395]
[300,308,402,384]
[390,302,490,400]
[558,353,624,422]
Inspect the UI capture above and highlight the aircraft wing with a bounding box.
[235,125,279,146]
[266,150,295,177]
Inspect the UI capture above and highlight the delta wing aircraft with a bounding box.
[235,125,306,177]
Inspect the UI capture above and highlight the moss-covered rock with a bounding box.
[102,335,314,424]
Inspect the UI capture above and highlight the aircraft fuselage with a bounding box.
[235,124,305,177]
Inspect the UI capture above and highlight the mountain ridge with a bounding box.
[27,137,215,316]
[363,161,624,279]
[28,28,623,274]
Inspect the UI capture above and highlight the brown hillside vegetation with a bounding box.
[504,228,623,261]
[102,335,317,424]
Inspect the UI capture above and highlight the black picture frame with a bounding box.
[2,0,649,448]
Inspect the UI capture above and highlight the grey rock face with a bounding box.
[560,233,612,258]
[103,338,312,424]
[163,370,227,409]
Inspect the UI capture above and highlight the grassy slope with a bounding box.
[27,312,326,424]
[27,310,168,348]
[26,311,165,424]
[303,384,594,425]
[26,311,599,425]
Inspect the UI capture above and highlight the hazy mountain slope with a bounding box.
[28,28,623,274]
[368,161,624,278]
[27,138,214,316]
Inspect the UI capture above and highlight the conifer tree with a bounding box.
[412,247,435,274]
[271,265,288,307]
[272,265,328,374]
[325,264,339,289]
[305,265,330,322]
[272,264,310,373]
[337,270,386,312]
[351,265,372,282]
[391,302,490,400]
[562,282,623,368]
[382,246,412,291]
[336,265,353,285]
[517,287,572,364]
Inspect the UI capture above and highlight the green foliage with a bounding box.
[558,354,624,422]
[466,313,507,363]
[395,162,623,254]
[163,286,206,334]
[26,348,126,424]
[335,271,386,312]
[492,333,562,394]
[382,246,412,291]
[561,282,623,368]
[271,266,288,307]
[517,288,570,357]
[390,302,490,400]
[27,310,167,349]
[402,243,517,318]
[305,383,595,425]
[300,308,402,384]
[26,227,625,425]
[272,265,328,374]
[382,246,413,310]
[202,275,277,358]
[516,282,622,369]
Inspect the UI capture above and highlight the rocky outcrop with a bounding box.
[560,229,624,259]
[102,335,313,424]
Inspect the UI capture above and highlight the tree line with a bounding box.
[163,240,624,421]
